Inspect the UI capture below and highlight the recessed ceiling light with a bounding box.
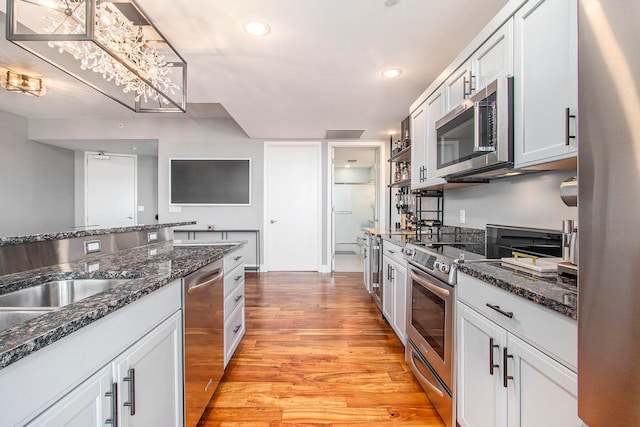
[244,21,271,37]
[381,68,403,78]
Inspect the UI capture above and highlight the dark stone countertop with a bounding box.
[0,221,196,247]
[0,240,242,370]
[455,260,577,320]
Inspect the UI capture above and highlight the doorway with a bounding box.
[330,145,382,273]
[85,152,137,228]
[264,142,321,271]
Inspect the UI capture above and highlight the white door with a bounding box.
[86,153,137,227]
[265,143,320,271]
[115,313,183,427]
[457,302,508,427]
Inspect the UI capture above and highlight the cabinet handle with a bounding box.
[463,77,470,97]
[123,368,136,416]
[233,324,242,334]
[234,275,243,282]
[489,338,500,375]
[234,256,242,261]
[234,294,244,302]
[105,382,118,426]
[565,107,576,145]
[469,73,476,93]
[387,249,395,254]
[503,347,514,388]
[486,303,514,319]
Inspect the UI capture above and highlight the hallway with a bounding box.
[198,272,444,426]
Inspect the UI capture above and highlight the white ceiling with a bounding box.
[0,0,509,141]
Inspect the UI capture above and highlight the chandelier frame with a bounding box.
[6,0,187,113]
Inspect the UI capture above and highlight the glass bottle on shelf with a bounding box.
[395,163,401,182]
[402,130,411,149]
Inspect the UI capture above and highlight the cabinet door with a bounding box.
[392,262,407,345]
[115,312,183,427]
[27,366,112,427]
[514,0,577,167]
[410,104,427,189]
[472,19,513,90]
[382,256,394,322]
[445,61,472,111]
[457,303,508,427]
[505,334,580,427]
[425,87,446,182]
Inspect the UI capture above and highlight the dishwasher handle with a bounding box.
[187,268,224,295]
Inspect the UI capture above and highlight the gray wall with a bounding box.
[443,170,578,230]
[137,155,158,225]
[0,110,75,236]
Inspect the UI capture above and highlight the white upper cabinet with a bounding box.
[411,86,446,190]
[473,19,514,91]
[445,19,514,112]
[513,0,578,167]
[445,61,473,112]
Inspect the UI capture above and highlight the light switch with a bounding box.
[138,205,145,212]
[169,205,182,213]
[459,209,466,224]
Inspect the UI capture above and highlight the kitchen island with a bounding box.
[0,223,245,426]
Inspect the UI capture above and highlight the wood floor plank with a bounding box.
[197,272,445,427]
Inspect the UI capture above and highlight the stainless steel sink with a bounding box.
[0,279,130,309]
[0,309,54,332]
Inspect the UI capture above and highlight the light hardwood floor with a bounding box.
[198,271,445,426]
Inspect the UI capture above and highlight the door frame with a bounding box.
[263,141,322,272]
[84,151,138,227]
[327,140,387,272]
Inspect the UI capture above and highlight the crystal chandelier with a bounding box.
[6,0,187,112]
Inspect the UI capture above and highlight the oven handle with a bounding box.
[408,266,451,298]
[410,352,445,398]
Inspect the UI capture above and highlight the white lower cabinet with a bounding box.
[456,273,581,427]
[381,241,407,345]
[28,312,183,427]
[223,251,246,367]
[0,280,183,427]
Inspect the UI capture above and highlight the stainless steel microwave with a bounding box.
[435,76,513,181]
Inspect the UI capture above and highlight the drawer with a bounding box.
[457,273,577,371]
[224,303,245,366]
[224,281,245,320]
[224,262,245,297]
[382,240,405,265]
[224,250,245,273]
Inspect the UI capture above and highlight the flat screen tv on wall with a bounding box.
[170,158,251,205]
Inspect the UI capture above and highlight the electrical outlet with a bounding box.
[460,209,466,224]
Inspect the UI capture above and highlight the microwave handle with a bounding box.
[473,101,497,153]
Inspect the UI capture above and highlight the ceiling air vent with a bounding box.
[326,130,365,140]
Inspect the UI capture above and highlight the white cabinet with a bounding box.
[445,20,513,112]
[411,86,446,189]
[456,273,580,427]
[223,250,245,367]
[381,241,407,345]
[114,313,183,427]
[513,0,577,167]
[28,312,183,427]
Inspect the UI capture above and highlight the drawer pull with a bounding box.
[234,294,244,302]
[486,303,514,319]
[233,324,242,334]
[234,256,242,261]
[105,382,118,426]
[503,347,514,388]
[234,275,243,282]
[489,338,500,375]
[123,368,136,416]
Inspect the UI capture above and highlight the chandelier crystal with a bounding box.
[6,0,187,112]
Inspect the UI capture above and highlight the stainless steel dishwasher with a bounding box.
[183,258,224,427]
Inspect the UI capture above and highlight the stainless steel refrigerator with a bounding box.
[578,1,640,425]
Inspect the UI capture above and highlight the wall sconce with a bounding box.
[1,70,46,96]
[6,0,187,113]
